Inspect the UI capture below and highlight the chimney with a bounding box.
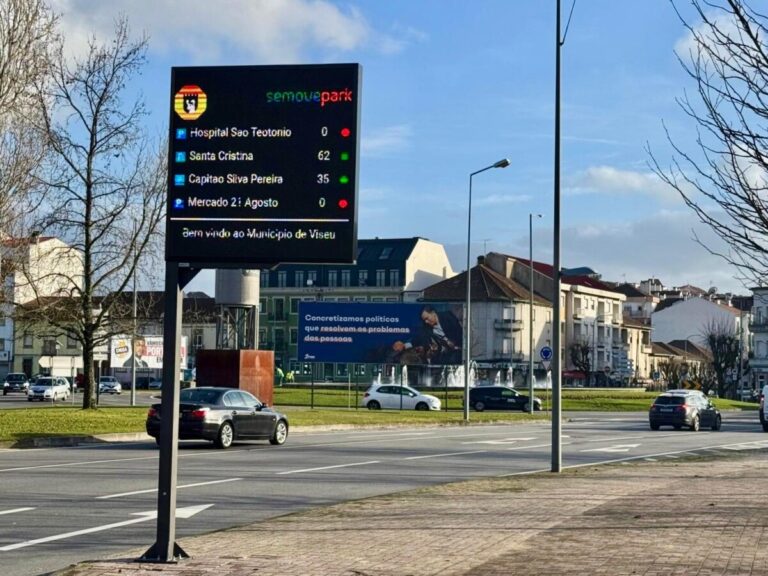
[476,255,485,266]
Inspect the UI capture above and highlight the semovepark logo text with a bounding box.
[265,88,354,107]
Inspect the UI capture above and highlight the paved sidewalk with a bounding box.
[55,450,768,576]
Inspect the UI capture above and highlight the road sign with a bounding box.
[166,64,361,265]
[541,360,551,372]
[540,346,553,361]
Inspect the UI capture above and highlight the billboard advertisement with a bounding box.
[298,302,464,365]
[109,335,188,369]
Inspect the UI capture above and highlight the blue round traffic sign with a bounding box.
[540,346,553,361]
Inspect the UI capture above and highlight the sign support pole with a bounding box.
[142,262,199,563]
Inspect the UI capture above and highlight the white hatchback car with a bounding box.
[361,384,441,411]
[99,376,122,395]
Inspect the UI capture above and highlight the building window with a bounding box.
[502,338,511,355]
[0,314,5,327]
[260,270,269,287]
[192,328,204,351]
[379,247,393,259]
[274,298,285,320]
[389,269,400,286]
[376,269,385,287]
[307,270,317,284]
[341,270,351,287]
[358,270,368,286]
[295,271,304,287]
[67,335,79,349]
[277,271,287,288]
[290,297,300,314]
[274,328,285,350]
[23,332,33,348]
[0,339,5,351]
[328,270,338,287]
[259,297,267,315]
[258,329,267,346]
[290,328,298,345]
[354,296,366,302]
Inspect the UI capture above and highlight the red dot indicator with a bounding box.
[338,199,349,209]
[340,127,351,138]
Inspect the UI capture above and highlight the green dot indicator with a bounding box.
[339,175,350,184]
[340,152,350,161]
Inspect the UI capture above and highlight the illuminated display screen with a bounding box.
[166,64,361,265]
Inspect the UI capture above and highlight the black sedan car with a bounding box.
[649,390,721,431]
[146,387,288,449]
[469,385,542,412]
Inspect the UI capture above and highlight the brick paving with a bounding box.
[55,451,768,576]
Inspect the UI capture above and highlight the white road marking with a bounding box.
[0,504,213,552]
[97,477,243,499]
[276,460,380,475]
[405,450,487,460]
[0,455,158,473]
[0,507,34,516]
[581,444,641,453]
[461,437,537,445]
[506,442,567,451]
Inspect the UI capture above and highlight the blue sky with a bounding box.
[51,0,742,295]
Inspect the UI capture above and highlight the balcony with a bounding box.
[573,307,586,319]
[510,352,525,361]
[494,318,523,331]
[750,321,768,332]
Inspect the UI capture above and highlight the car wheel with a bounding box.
[215,422,234,449]
[690,415,700,432]
[534,402,542,411]
[522,401,530,412]
[415,402,429,411]
[367,400,381,410]
[269,420,288,445]
[712,415,722,431]
[474,401,485,412]
[2,390,6,396]
[27,398,32,402]
[650,423,660,430]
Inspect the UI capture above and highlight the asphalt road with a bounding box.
[0,411,765,576]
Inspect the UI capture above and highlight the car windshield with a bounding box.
[654,396,686,405]
[180,388,222,404]
[35,379,53,387]
[7,374,25,382]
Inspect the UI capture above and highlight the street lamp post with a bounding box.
[528,213,541,414]
[464,158,510,422]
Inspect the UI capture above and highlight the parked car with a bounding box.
[649,390,721,431]
[99,376,122,395]
[468,385,541,412]
[3,373,29,395]
[145,386,289,449]
[361,384,441,411]
[148,378,163,390]
[27,376,70,402]
[760,385,768,432]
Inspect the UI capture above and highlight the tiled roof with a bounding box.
[423,264,551,305]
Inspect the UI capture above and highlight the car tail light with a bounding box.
[363,392,370,398]
[650,404,658,411]
[147,407,158,418]
[676,404,688,412]
[190,407,209,419]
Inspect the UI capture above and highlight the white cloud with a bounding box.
[566,166,680,203]
[475,194,532,206]
[50,0,402,62]
[361,125,413,157]
[674,9,741,65]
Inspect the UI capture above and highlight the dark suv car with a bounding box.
[649,391,721,431]
[3,373,29,395]
[469,385,541,412]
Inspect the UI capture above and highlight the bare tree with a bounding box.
[659,358,685,388]
[20,18,166,408]
[569,340,592,376]
[0,0,58,242]
[649,0,768,284]
[703,318,740,398]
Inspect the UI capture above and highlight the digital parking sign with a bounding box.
[166,64,361,265]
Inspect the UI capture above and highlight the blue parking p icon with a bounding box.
[174,174,185,186]
[175,128,187,140]
[175,151,186,163]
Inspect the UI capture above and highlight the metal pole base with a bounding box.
[140,542,189,563]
